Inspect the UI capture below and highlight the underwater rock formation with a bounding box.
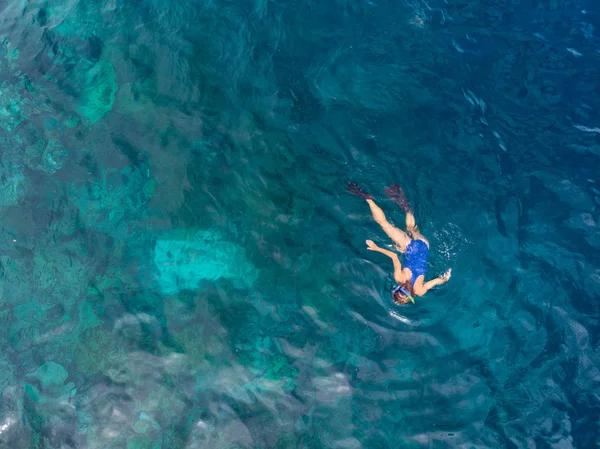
[153,230,258,295]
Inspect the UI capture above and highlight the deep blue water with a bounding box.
[1,0,600,448]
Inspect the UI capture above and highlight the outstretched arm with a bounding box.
[414,269,452,296]
[366,240,404,282]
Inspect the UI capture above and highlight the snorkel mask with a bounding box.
[392,285,415,304]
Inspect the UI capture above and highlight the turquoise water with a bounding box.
[1,0,599,447]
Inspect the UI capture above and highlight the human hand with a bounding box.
[366,240,379,251]
[441,269,452,281]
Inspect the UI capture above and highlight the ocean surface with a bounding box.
[0,0,599,448]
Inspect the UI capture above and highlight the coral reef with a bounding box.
[23,361,76,405]
[73,327,127,376]
[0,162,26,207]
[68,163,155,238]
[24,139,69,174]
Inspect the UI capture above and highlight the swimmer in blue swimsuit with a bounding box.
[347,183,451,304]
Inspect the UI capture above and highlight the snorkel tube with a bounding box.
[392,285,415,304]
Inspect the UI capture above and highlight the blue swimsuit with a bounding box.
[404,239,429,285]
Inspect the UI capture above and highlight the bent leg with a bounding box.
[405,212,429,247]
[366,199,411,250]
[384,184,429,247]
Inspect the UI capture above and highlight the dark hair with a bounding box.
[392,281,414,304]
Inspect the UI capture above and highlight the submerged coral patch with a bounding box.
[77,60,118,124]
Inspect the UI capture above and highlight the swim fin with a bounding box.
[346,182,372,199]
[385,184,412,213]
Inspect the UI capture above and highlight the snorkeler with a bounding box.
[347,183,451,304]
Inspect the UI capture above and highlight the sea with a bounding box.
[0,0,599,447]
